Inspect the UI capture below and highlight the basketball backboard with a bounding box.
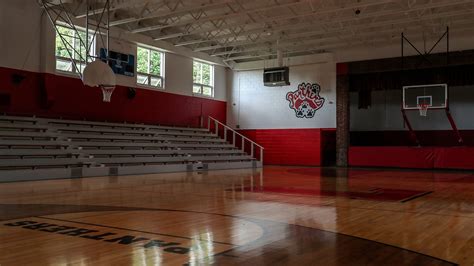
[402,84,448,110]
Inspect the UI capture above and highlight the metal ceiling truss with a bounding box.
[40,0,111,77]
[183,0,471,49]
[41,0,474,63]
[217,9,474,60]
[192,1,471,50]
[224,24,474,62]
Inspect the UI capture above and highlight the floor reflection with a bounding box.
[0,166,472,265]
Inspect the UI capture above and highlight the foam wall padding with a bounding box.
[350,146,474,170]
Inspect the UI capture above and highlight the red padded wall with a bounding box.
[434,148,474,170]
[351,130,474,147]
[0,67,226,127]
[349,147,435,169]
[239,128,323,166]
[321,129,336,166]
[350,146,474,170]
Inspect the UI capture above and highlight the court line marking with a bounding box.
[35,216,238,247]
[43,211,125,220]
[228,186,433,203]
[0,204,458,265]
[401,191,434,203]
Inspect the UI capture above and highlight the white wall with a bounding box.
[350,86,474,131]
[163,53,193,96]
[0,0,227,102]
[0,0,43,72]
[227,59,337,129]
[214,65,227,100]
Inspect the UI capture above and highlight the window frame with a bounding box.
[193,60,214,98]
[136,46,165,89]
[54,24,96,76]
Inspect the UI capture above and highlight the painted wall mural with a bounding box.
[286,82,325,118]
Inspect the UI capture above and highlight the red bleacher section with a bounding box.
[0,67,226,127]
[350,146,474,170]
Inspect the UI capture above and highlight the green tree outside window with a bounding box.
[136,46,164,88]
[55,24,95,74]
[193,61,214,97]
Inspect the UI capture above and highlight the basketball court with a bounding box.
[1,0,474,265]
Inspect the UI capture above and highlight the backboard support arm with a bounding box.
[40,0,111,79]
[445,108,464,144]
[401,109,420,146]
[400,27,462,146]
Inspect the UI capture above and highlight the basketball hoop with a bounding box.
[418,104,429,116]
[100,85,115,103]
[82,60,116,102]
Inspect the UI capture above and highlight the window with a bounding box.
[136,46,164,88]
[55,24,95,74]
[193,61,214,97]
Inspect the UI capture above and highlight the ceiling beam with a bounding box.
[75,0,152,18]
[227,19,474,60]
[174,39,210,46]
[131,0,305,34]
[153,0,397,41]
[205,3,474,55]
[176,0,467,48]
[223,23,474,62]
[154,32,185,41]
[110,0,234,27]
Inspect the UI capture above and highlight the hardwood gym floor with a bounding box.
[0,166,473,265]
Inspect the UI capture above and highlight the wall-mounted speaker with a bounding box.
[127,88,136,99]
[11,73,26,85]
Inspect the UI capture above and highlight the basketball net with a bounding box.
[100,85,115,103]
[418,104,429,117]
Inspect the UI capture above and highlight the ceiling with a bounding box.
[46,0,474,63]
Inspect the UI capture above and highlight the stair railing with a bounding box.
[208,116,264,163]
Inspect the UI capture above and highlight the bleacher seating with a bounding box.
[0,115,261,182]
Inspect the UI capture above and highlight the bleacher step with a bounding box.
[0,114,262,181]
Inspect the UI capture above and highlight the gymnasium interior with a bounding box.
[0,0,473,265]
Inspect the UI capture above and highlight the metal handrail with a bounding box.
[208,116,264,163]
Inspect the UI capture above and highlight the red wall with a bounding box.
[321,129,337,165]
[351,130,474,147]
[239,128,335,166]
[0,67,226,127]
[349,146,474,170]
[349,147,435,169]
